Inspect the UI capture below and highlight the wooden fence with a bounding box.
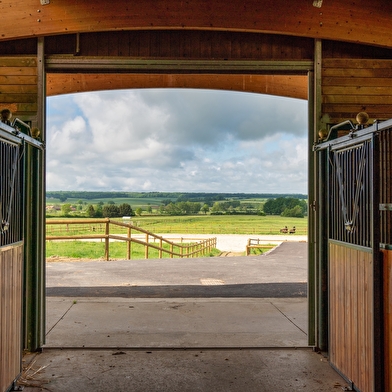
[46,219,217,260]
[245,238,276,256]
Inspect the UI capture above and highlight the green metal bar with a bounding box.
[318,148,328,351]
[23,38,46,352]
[307,66,316,347]
[313,38,329,352]
[22,142,32,351]
[23,144,45,351]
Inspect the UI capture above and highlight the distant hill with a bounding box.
[46,191,307,201]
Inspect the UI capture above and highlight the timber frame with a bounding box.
[1,1,392,391]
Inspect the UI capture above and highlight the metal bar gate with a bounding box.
[0,130,24,392]
[315,119,392,392]
[0,123,45,392]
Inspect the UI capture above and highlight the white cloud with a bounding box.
[46,89,308,193]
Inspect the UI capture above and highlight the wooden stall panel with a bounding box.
[0,244,23,392]
[382,249,392,391]
[322,58,392,124]
[329,242,374,392]
[0,56,38,121]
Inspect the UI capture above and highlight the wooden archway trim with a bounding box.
[1,0,391,48]
[46,73,308,100]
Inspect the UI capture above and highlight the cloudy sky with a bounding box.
[46,89,308,194]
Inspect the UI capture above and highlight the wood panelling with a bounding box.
[0,0,391,49]
[0,244,23,392]
[45,31,314,60]
[322,58,392,123]
[329,242,374,392]
[0,56,38,121]
[46,73,308,99]
[382,249,392,392]
[44,30,311,98]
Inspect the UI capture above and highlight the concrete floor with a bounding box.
[20,348,347,392]
[18,242,349,391]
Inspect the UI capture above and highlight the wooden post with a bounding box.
[127,227,131,259]
[145,233,149,259]
[105,218,110,260]
[159,238,162,258]
[170,243,173,258]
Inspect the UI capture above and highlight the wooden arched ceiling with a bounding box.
[2,0,391,100]
[46,74,308,99]
[1,0,392,48]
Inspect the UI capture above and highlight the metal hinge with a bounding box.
[11,382,24,391]
[341,381,354,391]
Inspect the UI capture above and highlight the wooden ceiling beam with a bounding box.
[46,73,308,100]
[1,0,391,48]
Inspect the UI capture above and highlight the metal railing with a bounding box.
[46,218,217,260]
[0,138,23,246]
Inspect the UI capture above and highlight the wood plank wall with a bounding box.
[322,58,392,125]
[0,56,38,123]
[45,31,314,60]
[382,249,392,391]
[329,242,374,392]
[0,244,23,392]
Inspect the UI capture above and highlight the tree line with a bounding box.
[47,191,307,203]
[263,197,307,218]
[54,196,308,218]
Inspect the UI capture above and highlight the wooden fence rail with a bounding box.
[46,218,217,260]
[246,238,276,256]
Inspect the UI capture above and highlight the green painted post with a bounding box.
[23,144,45,352]
[307,68,316,348]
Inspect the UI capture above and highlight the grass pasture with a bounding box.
[129,214,306,235]
[46,214,307,236]
[45,214,306,260]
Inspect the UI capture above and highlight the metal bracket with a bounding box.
[40,0,50,5]
[341,380,354,391]
[1,220,9,233]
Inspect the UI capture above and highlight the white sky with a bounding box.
[46,89,308,194]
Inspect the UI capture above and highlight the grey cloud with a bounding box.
[100,89,307,146]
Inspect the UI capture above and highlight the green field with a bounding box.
[46,214,306,236]
[122,214,306,235]
[45,214,306,260]
[46,193,307,260]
